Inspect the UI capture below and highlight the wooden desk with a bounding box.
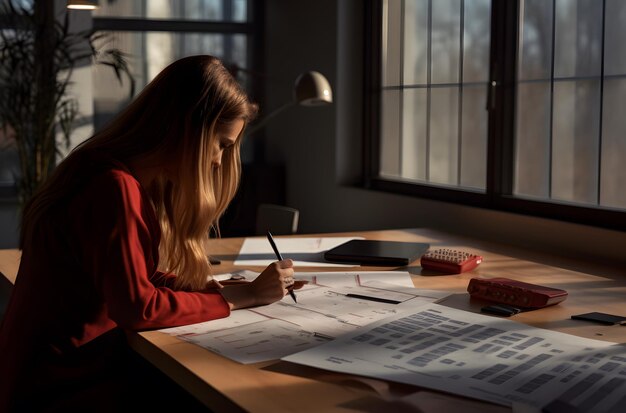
[2,228,626,412]
[0,248,20,285]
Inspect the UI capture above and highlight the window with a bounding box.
[92,0,259,148]
[0,0,31,197]
[369,0,626,230]
[0,0,259,195]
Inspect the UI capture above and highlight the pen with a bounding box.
[313,332,333,340]
[266,231,297,303]
[345,293,401,305]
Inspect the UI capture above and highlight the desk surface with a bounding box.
[2,228,626,412]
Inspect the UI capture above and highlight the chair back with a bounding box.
[255,204,299,235]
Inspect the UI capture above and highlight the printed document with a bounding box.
[283,303,626,413]
[159,271,451,364]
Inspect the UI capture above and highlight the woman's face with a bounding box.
[211,118,244,168]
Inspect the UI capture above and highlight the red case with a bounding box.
[420,249,483,274]
[467,277,568,308]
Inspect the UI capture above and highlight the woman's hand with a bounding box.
[249,259,296,306]
[219,259,305,310]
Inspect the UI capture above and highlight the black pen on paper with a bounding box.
[345,293,401,305]
[266,231,297,303]
[313,332,333,340]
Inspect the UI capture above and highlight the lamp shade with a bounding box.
[67,0,99,10]
[293,71,333,106]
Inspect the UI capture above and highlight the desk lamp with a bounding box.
[246,71,333,135]
[220,70,332,236]
[67,0,99,10]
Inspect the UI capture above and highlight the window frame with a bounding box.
[92,0,264,109]
[364,0,626,232]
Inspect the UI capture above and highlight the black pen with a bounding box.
[266,231,297,303]
[345,293,401,305]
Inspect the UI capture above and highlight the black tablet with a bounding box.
[323,239,430,266]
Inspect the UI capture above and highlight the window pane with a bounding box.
[379,90,401,177]
[604,0,626,75]
[554,0,602,78]
[0,135,19,186]
[602,0,626,208]
[463,0,491,83]
[460,85,487,189]
[431,0,460,84]
[518,0,553,81]
[92,31,247,130]
[94,0,249,22]
[0,28,19,185]
[382,0,403,86]
[601,78,626,209]
[0,0,32,10]
[429,87,459,185]
[403,0,429,85]
[401,89,428,180]
[551,80,600,204]
[514,82,551,198]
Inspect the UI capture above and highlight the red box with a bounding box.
[467,277,568,308]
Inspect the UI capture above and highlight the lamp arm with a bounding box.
[245,101,296,136]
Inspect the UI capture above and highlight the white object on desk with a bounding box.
[233,236,363,267]
[295,270,415,288]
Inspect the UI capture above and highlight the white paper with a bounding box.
[159,310,267,336]
[180,319,329,364]
[233,236,363,267]
[283,303,626,413]
[295,270,416,288]
[159,273,451,364]
[210,269,261,282]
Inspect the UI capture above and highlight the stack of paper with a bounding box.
[160,270,450,364]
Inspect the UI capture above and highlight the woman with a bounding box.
[0,55,300,411]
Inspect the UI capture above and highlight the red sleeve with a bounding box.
[150,270,179,288]
[75,170,230,330]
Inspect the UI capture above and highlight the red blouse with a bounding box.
[0,164,230,410]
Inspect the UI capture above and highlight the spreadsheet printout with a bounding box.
[283,303,626,413]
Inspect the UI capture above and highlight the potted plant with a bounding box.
[0,0,133,207]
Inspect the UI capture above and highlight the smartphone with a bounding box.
[571,312,626,325]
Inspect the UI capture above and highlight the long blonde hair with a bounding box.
[21,55,258,290]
